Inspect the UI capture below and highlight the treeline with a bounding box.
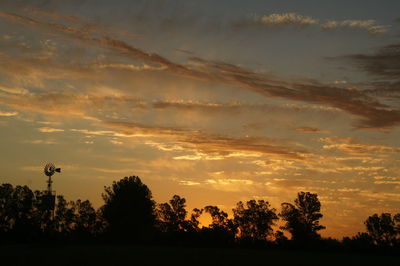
[0,176,399,251]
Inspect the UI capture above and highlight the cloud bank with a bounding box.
[0,10,399,129]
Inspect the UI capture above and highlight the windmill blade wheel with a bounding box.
[44,162,56,177]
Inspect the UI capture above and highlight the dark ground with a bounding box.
[1,244,399,265]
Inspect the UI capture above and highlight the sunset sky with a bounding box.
[0,0,399,238]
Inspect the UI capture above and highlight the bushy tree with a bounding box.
[0,183,18,233]
[74,199,97,235]
[0,184,37,239]
[54,195,76,234]
[203,205,237,243]
[101,176,155,241]
[280,192,325,242]
[365,213,399,246]
[157,195,188,232]
[233,200,278,241]
[204,206,234,231]
[0,183,101,242]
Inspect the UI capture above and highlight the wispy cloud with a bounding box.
[255,13,318,26]
[189,58,400,129]
[179,180,201,186]
[237,12,389,35]
[0,110,18,116]
[205,178,255,192]
[0,86,29,95]
[374,180,400,185]
[90,167,137,174]
[23,139,57,145]
[331,43,400,115]
[110,139,123,145]
[94,63,166,71]
[321,136,400,155]
[101,121,307,160]
[295,127,327,133]
[321,19,390,35]
[255,13,318,27]
[338,44,400,80]
[38,127,64,133]
[24,7,140,40]
[70,128,147,138]
[0,92,145,120]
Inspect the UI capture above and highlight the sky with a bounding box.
[0,0,399,238]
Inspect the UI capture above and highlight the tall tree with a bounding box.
[233,200,278,241]
[280,192,325,242]
[101,176,155,241]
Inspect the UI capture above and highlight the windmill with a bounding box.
[44,162,61,194]
[43,163,61,213]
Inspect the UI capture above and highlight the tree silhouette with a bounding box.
[157,195,188,232]
[32,190,53,233]
[280,192,325,242]
[233,200,277,241]
[0,184,39,241]
[0,183,17,233]
[395,213,400,236]
[74,199,97,236]
[101,176,155,241]
[189,208,203,230]
[365,213,399,246]
[204,206,234,230]
[52,195,75,238]
[274,230,288,245]
[342,232,373,249]
[52,196,99,240]
[3,178,400,250]
[203,205,237,244]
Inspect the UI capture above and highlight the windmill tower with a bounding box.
[43,163,61,218]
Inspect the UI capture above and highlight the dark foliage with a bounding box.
[101,176,156,242]
[0,183,101,243]
[342,232,374,249]
[364,213,400,246]
[1,177,399,253]
[280,192,325,242]
[200,205,237,245]
[233,200,278,242]
[156,195,190,233]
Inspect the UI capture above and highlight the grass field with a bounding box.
[1,244,399,265]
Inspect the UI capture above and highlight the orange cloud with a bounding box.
[321,137,400,155]
[295,127,327,133]
[101,121,307,160]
